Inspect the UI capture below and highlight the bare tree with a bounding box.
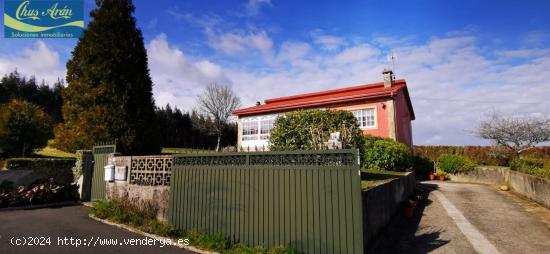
[198,83,241,152]
[476,112,550,157]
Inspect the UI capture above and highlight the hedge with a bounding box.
[5,158,76,184]
[436,154,476,174]
[363,135,413,172]
[413,146,550,166]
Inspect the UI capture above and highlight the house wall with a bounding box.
[236,95,412,149]
[393,90,413,147]
[330,99,390,138]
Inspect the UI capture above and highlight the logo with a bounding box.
[4,0,84,38]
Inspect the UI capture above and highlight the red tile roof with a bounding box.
[233,79,415,119]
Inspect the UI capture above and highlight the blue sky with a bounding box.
[1,0,550,145]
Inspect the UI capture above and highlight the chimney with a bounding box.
[256,101,261,106]
[383,68,394,88]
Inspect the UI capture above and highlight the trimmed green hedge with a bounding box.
[363,135,413,172]
[436,154,476,174]
[5,158,75,184]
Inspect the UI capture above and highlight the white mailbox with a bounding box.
[115,166,127,181]
[104,164,115,182]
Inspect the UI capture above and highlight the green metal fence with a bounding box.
[168,149,364,254]
[91,144,116,200]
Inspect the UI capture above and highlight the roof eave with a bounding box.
[233,91,394,117]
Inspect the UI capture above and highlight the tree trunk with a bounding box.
[216,132,222,152]
[22,143,27,158]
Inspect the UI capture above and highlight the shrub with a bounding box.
[510,157,544,171]
[269,110,364,151]
[436,169,447,177]
[412,155,434,179]
[72,150,92,180]
[436,154,476,174]
[5,158,75,184]
[0,177,78,208]
[0,99,53,157]
[363,136,412,171]
[509,158,550,179]
[0,180,14,193]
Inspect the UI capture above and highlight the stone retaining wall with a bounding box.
[106,182,170,222]
[448,166,509,186]
[449,166,550,208]
[104,155,171,222]
[361,171,416,250]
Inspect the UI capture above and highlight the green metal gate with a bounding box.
[168,149,364,254]
[91,144,116,200]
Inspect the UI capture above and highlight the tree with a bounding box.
[197,83,241,152]
[0,70,65,123]
[0,100,52,157]
[476,112,550,157]
[54,0,159,154]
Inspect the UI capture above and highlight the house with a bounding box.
[232,69,415,150]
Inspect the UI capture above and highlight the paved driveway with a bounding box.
[0,205,196,254]
[372,181,550,254]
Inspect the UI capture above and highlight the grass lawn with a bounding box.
[161,147,214,154]
[361,169,407,189]
[33,146,76,158]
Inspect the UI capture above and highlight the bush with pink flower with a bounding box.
[0,177,79,208]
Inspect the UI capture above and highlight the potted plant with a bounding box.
[404,199,416,218]
[436,169,447,181]
[429,173,435,181]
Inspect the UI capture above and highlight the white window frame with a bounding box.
[242,119,259,140]
[260,118,274,140]
[352,107,377,129]
[241,114,279,142]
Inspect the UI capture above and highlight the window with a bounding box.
[352,108,376,128]
[260,118,274,139]
[242,119,258,140]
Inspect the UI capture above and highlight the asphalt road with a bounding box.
[372,181,550,254]
[0,205,196,254]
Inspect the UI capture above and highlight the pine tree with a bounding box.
[54,0,159,154]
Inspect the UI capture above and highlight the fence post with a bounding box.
[355,148,361,166]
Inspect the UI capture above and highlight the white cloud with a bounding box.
[146,33,230,109]
[277,41,311,61]
[332,44,380,64]
[245,0,272,16]
[314,35,346,51]
[0,41,64,85]
[207,29,273,56]
[495,48,550,59]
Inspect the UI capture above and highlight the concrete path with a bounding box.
[0,205,197,254]
[372,181,550,254]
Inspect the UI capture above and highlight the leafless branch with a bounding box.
[197,83,241,151]
[476,112,550,156]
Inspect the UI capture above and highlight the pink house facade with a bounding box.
[232,70,415,150]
